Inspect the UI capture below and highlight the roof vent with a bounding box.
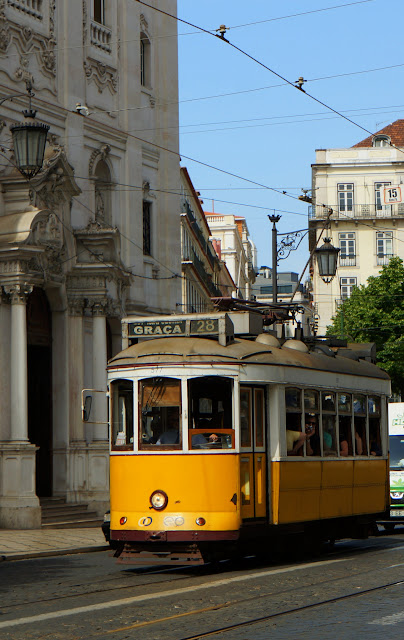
[282,339,309,353]
[255,333,280,347]
[313,344,335,357]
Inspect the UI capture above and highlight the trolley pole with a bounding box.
[268,214,281,303]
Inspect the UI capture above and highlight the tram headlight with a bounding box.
[119,516,127,525]
[196,517,206,526]
[150,490,168,511]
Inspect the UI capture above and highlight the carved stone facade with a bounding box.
[0,0,180,528]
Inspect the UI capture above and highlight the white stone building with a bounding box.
[0,0,181,528]
[309,120,404,334]
[205,212,256,300]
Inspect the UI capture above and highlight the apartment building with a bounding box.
[309,120,404,334]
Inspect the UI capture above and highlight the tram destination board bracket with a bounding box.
[122,313,234,347]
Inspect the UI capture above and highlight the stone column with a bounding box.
[7,285,33,442]
[67,298,86,443]
[0,284,40,529]
[92,301,108,442]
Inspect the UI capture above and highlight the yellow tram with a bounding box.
[107,311,390,565]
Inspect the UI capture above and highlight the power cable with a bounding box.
[136,0,404,157]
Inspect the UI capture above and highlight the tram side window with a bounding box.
[338,393,353,456]
[286,387,303,456]
[188,376,234,449]
[139,377,182,449]
[354,394,368,455]
[369,396,382,456]
[304,390,320,456]
[321,392,338,456]
[111,379,134,451]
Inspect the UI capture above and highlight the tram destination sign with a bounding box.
[123,313,234,346]
[128,319,186,337]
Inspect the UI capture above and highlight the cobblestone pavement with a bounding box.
[0,528,108,561]
[0,533,403,639]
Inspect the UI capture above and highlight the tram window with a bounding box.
[368,396,381,415]
[339,415,353,456]
[338,393,352,414]
[369,418,382,456]
[369,396,381,455]
[286,388,301,410]
[255,389,265,448]
[322,392,335,412]
[353,395,366,415]
[304,390,319,412]
[322,414,338,456]
[240,388,252,448]
[139,377,181,450]
[304,413,320,456]
[111,379,133,451]
[188,376,234,450]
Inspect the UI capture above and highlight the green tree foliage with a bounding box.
[326,257,404,395]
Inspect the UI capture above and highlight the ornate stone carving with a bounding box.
[4,283,33,304]
[83,58,118,94]
[67,297,85,316]
[88,144,111,177]
[0,1,11,52]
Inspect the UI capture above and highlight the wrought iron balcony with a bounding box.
[309,203,404,220]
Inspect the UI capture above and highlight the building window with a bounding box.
[337,184,354,214]
[339,232,356,266]
[93,0,105,24]
[143,201,152,256]
[375,182,391,215]
[140,33,151,87]
[376,231,393,265]
[340,277,357,300]
[373,135,390,147]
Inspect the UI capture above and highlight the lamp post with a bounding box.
[1,80,49,179]
[268,214,339,303]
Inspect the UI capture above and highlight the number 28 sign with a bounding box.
[384,186,402,203]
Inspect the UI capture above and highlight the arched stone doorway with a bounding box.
[27,288,53,497]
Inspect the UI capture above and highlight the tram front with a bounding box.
[108,316,242,565]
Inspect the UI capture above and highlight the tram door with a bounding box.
[240,386,266,520]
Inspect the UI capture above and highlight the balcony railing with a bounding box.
[90,21,112,53]
[309,203,404,220]
[182,250,222,297]
[7,0,42,18]
[339,255,356,267]
[377,253,394,266]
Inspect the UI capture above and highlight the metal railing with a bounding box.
[309,203,404,220]
[182,250,222,297]
[90,21,112,53]
[339,255,356,267]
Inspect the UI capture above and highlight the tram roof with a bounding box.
[108,336,390,381]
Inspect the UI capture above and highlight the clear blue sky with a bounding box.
[177,0,402,276]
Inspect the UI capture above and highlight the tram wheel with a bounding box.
[382,523,396,532]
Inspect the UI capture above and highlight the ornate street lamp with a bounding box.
[314,237,340,284]
[268,215,339,302]
[1,80,49,179]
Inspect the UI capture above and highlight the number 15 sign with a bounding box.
[384,186,402,203]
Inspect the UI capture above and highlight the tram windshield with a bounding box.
[140,377,182,449]
[389,435,404,468]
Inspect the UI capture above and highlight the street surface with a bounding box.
[1,528,404,639]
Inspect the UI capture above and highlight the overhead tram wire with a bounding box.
[135,0,404,159]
